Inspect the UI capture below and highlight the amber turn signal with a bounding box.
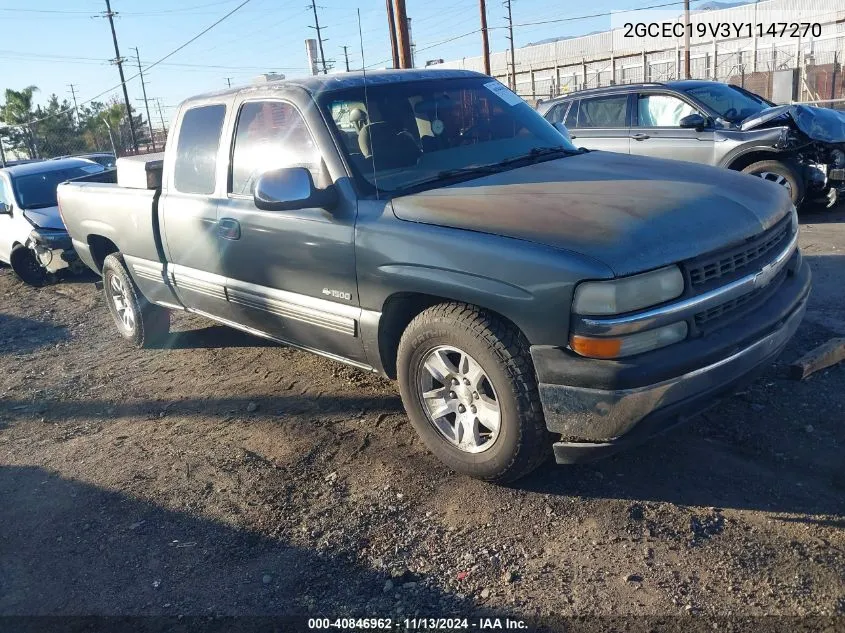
[569,335,623,359]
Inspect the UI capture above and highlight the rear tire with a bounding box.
[10,244,54,287]
[396,302,550,483]
[742,159,805,206]
[102,253,169,348]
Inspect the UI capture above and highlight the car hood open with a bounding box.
[23,206,65,230]
[391,151,793,277]
[741,104,845,143]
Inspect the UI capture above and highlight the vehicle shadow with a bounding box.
[154,326,277,350]
[0,314,68,355]
[0,464,505,622]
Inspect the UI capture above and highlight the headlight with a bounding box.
[570,322,689,359]
[572,265,684,315]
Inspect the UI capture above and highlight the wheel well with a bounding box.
[727,150,787,172]
[376,292,522,379]
[87,235,119,272]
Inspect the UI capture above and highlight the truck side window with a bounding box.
[230,101,322,196]
[173,104,226,195]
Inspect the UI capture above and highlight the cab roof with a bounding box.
[184,68,487,104]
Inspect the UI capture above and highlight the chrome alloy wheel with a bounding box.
[108,272,136,333]
[754,171,792,193]
[416,345,501,453]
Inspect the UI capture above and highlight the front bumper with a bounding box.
[27,228,78,273]
[532,256,811,464]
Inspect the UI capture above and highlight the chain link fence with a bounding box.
[507,32,844,109]
[1,97,167,167]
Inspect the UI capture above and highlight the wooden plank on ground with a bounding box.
[790,338,845,380]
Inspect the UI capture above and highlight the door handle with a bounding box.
[217,218,241,240]
[631,133,650,141]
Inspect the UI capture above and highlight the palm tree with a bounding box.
[2,85,40,158]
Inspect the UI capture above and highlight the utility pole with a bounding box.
[479,0,490,75]
[130,47,156,152]
[341,45,350,72]
[309,0,328,74]
[225,77,232,87]
[102,0,138,152]
[385,0,400,69]
[394,0,412,69]
[504,0,516,89]
[68,84,80,125]
[153,98,167,134]
[683,0,691,79]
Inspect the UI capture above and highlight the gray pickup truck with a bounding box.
[57,69,811,482]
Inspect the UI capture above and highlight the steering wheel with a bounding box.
[723,107,738,121]
[459,122,493,145]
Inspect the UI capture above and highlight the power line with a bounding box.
[4,0,256,129]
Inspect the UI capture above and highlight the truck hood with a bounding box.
[23,206,66,230]
[391,151,792,277]
[741,104,845,143]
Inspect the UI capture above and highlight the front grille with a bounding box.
[688,216,791,287]
[693,267,789,331]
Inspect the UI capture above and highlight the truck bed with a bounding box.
[58,181,162,273]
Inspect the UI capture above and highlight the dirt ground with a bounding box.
[1,207,844,631]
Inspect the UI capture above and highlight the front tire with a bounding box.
[10,244,54,287]
[396,303,550,483]
[742,159,805,206]
[102,253,169,348]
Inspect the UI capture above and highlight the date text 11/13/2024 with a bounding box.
[307,617,529,630]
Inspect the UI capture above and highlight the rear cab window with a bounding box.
[173,104,227,195]
[576,95,628,128]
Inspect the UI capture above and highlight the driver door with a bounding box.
[215,98,365,364]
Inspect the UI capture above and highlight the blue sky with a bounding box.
[0,0,667,126]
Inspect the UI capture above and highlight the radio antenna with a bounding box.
[358,8,379,198]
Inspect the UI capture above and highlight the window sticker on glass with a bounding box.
[484,81,523,106]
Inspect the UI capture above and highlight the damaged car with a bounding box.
[538,80,845,208]
[0,158,107,286]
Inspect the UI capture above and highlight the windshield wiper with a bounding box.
[401,146,580,192]
[24,203,57,210]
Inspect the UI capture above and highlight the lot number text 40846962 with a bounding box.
[307,617,529,629]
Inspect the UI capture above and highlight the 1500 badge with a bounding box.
[322,288,352,301]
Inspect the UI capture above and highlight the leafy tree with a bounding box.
[1,85,40,158]
[0,86,153,160]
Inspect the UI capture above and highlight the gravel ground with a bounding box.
[0,208,844,631]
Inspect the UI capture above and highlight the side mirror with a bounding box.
[552,122,572,143]
[679,113,707,130]
[253,167,337,212]
[0,202,10,215]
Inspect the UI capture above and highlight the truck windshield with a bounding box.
[13,164,105,209]
[682,84,773,123]
[319,76,576,194]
